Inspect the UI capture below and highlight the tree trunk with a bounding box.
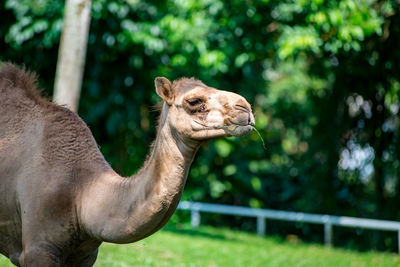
[53,0,92,112]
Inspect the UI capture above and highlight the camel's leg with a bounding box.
[74,249,98,267]
[9,252,22,266]
[20,245,63,267]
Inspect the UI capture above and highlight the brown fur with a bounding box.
[0,64,110,265]
[172,77,207,91]
[0,62,108,169]
[0,63,42,102]
[0,64,254,266]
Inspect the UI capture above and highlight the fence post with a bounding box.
[324,223,333,247]
[398,229,400,254]
[191,209,200,227]
[257,216,266,236]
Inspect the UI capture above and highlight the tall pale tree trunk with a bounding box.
[53,0,92,112]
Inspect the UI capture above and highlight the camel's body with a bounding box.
[0,64,254,266]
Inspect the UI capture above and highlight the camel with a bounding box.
[0,63,255,266]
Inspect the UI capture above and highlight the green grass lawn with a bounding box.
[1,225,399,267]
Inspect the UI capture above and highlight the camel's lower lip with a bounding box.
[229,124,253,137]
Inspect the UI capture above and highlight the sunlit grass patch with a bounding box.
[0,225,399,267]
[95,225,400,267]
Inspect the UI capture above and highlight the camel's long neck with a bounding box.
[80,106,198,243]
[125,121,198,238]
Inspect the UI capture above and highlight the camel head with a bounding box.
[155,77,255,141]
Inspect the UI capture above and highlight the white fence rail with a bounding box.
[177,201,400,253]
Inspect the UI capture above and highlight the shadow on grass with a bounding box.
[162,224,386,255]
[162,225,242,243]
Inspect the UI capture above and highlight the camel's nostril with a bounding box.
[248,112,255,126]
[235,104,250,113]
[248,116,255,126]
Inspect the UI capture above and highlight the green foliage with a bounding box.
[5,0,63,48]
[1,0,400,252]
[275,0,385,57]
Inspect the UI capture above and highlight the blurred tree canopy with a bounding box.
[1,0,399,251]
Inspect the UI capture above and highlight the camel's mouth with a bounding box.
[192,120,254,138]
[223,123,254,137]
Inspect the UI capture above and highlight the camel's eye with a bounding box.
[184,97,207,113]
[187,98,203,106]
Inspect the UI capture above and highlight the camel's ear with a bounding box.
[155,77,174,105]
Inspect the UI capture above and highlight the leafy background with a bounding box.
[1,0,399,252]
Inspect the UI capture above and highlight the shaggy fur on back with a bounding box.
[0,63,47,104]
[0,62,109,169]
